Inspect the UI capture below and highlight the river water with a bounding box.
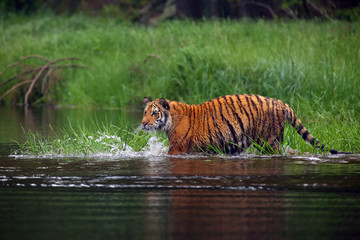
[0,107,360,240]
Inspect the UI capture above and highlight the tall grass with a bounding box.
[17,119,166,156]
[1,14,359,154]
[1,15,359,112]
[17,115,359,156]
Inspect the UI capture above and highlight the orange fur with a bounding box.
[141,95,347,155]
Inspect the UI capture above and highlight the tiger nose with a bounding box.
[142,121,148,126]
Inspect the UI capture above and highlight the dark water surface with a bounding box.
[1,107,360,240]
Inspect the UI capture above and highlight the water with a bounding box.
[1,106,360,240]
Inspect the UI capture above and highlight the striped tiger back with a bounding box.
[141,95,350,155]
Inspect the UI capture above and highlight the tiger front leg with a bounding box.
[168,144,187,155]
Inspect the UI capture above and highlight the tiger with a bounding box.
[141,94,350,155]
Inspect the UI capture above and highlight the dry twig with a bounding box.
[0,55,85,106]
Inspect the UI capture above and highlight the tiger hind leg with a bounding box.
[256,135,283,155]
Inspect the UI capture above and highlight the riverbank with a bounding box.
[1,15,359,153]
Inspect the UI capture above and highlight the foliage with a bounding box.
[0,0,150,17]
[1,15,359,154]
[0,0,47,14]
[0,55,85,106]
[1,16,358,111]
[17,119,167,156]
[17,112,359,156]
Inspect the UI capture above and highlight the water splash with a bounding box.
[95,131,135,155]
[15,128,352,160]
[93,134,168,158]
[12,131,168,159]
[141,135,168,157]
[131,126,168,157]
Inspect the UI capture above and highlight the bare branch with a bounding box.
[0,66,42,88]
[41,68,54,94]
[24,58,84,106]
[50,64,86,69]
[0,56,85,106]
[0,55,50,78]
[0,80,32,102]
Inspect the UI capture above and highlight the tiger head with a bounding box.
[141,97,171,132]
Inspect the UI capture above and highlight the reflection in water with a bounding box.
[1,186,359,240]
[1,155,360,239]
[164,158,286,239]
[0,106,141,143]
[166,190,285,239]
[1,107,360,239]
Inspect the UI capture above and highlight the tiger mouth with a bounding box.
[142,124,155,132]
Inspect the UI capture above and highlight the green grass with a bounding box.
[1,14,359,154]
[1,15,359,111]
[17,119,167,156]
[283,111,360,154]
[17,114,358,156]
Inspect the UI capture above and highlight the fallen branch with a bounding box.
[42,68,55,94]
[0,80,33,102]
[0,55,50,78]
[0,55,85,106]
[24,63,51,106]
[24,59,84,106]
[0,67,42,89]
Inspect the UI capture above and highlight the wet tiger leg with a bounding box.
[267,138,281,154]
[263,128,284,154]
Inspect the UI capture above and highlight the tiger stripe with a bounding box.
[141,95,351,155]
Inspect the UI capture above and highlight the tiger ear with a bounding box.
[159,98,170,110]
[144,97,152,104]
